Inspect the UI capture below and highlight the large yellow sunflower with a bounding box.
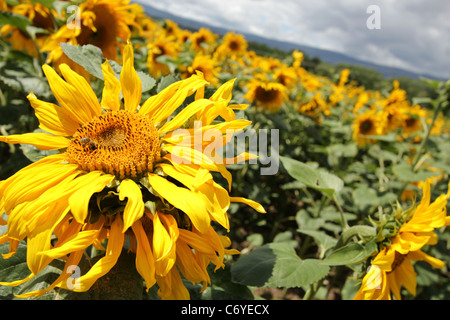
[354,179,450,300]
[0,42,265,299]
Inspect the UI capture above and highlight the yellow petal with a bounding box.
[39,229,100,260]
[139,72,208,123]
[59,215,124,292]
[119,179,145,232]
[69,173,115,224]
[59,64,101,117]
[230,197,266,213]
[0,132,69,150]
[131,220,156,290]
[147,173,210,233]
[2,161,79,213]
[101,60,121,111]
[153,212,178,276]
[43,64,97,124]
[27,92,80,136]
[158,99,214,134]
[120,42,141,111]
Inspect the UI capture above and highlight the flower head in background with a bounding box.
[41,0,138,78]
[244,78,287,112]
[354,180,450,300]
[0,42,265,299]
[0,2,55,57]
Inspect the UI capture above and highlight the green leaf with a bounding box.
[60,43,103,80]
[298,229,338,253]
[0,11,31,32]
[392,163,441,182]
[335,225,377,248]
[280,156,343,197]
[320,241,377,266]
[231,243,330,288]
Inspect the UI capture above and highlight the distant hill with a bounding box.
[137,2,444,81]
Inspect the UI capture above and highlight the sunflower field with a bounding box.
[0,0,450,302]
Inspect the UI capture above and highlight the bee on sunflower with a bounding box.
[0,42,265,299]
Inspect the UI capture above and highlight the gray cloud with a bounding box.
[136,0,450,79]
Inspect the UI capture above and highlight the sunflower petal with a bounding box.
[119,179,145,232]
[131,220,156,290]
[120,42,141,111]
[43,64,96,124]
[230,197,266,213]
[0,132,69,150]
[69,173,115,224]
[147,173,210,233]
[101,60,121,111]
[27,92,80,136]
[59,215,124,292]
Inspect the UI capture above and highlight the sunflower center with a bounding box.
[360,119,373,134]
[255,86,280,104]
[389,251,407,273]
[66,110,160,180]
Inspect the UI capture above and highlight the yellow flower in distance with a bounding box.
[354,180,450,300]
[41,0,136,77]
[0,2,55,57]
[245,79,287,112]
[0,43,265,299]
[352,110,386,146]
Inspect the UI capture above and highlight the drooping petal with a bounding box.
[59,215,125,292]
[119,179,145,232]
[147,173,210,233]
[2,160,78,213]
[230,197,266,213]
[120,42,141,111]
[153,212,178,276]
[69,173,115,224]
[131,219,156,291]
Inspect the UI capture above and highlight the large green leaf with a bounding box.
[230,243,330,288]
[320,241,377,266]
[60,43,104,80]
[280,156,343,197]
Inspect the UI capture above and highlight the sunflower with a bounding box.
[401,105,427,137]
[214,32,248,60]
[298,92,328,118]
[0,2,55,57]
[146,34,180,78]
[352,110,386,146]
[354,180,450,300]
[41,0,136,77]
[189,27,218,53]
[0,42,265,299]
[179,54,221,87]
[244,79,287,112]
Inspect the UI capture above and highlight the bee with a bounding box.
[79,137,97,150]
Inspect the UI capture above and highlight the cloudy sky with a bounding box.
[135,0,450,79]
